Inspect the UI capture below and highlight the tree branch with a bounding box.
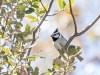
[69,0,77,33]
[27,0,54,57]
[34,0,54,33]
[65,0,100,49]
[77,14,100,36]
[65,14,100,49]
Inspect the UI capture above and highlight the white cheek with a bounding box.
[54,35,59,38]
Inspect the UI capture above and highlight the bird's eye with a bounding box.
[53,33,60,38]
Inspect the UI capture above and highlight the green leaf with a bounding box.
[22,0,27,2]
[25,8,34,14]
[25,24,30,32]
[32,4,39,8]
[76,46,81,50]
[31,0,40,9]
[18,32,29,37]
[16,4,25,19]
[10,0,18,3]
[53,62,60,70]
[26,15,38,22]
[28,56,36,61]
[17,10,25,19]
[39,56,45,59]
[1,26,5,32]
[38,10,45,18]
[13,21,23,27]
[68,45,75,56]
[2,0,7,4]
[3,48,10,54]
[65,0,75,9]
[24,39,32,43]
[68,45,75,50]
[17,3,25,12]
[0,32,5,38]
[0,51,5,56]
[23,65,30,68]
[27,0,31,3]
[33,67,39,75]
[68,45,80,56]
[57,0,66,9]
[46,69,51,75]
[70,57,75,63]
[3,55,8,62]
[1,8,6,15]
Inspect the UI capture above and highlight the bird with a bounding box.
[51,28,67,52]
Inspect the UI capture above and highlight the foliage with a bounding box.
[1,0,98,75]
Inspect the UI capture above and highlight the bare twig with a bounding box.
[40,0,47,13]
[69,0,77,33]
[47,9,65,16]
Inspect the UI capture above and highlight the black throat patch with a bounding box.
[51,28,60,42]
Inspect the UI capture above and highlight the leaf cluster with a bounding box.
[44,44,83,75]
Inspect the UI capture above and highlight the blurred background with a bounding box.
[22,0,100,75]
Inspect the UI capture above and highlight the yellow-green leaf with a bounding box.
[57,0,66,9]
[46,69,51,75]
[33,67,39,75]
[65,0,75,9]
[23,65,30,68]
[3,48,10,54]
[53,62,60,70]
[25,24,30,32]
[28,56,36,61]
[26,15,37,22]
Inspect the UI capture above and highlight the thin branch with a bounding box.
[65,33,75,49]
[69,0,77,33]
[10,59,21,75]
[40,0,47,13]
[27,0,54,56]
[34,0,54,33]
[47,9,65,16]
[26,0,54,75]
[77,14,100,36]
[10,52,24,75]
